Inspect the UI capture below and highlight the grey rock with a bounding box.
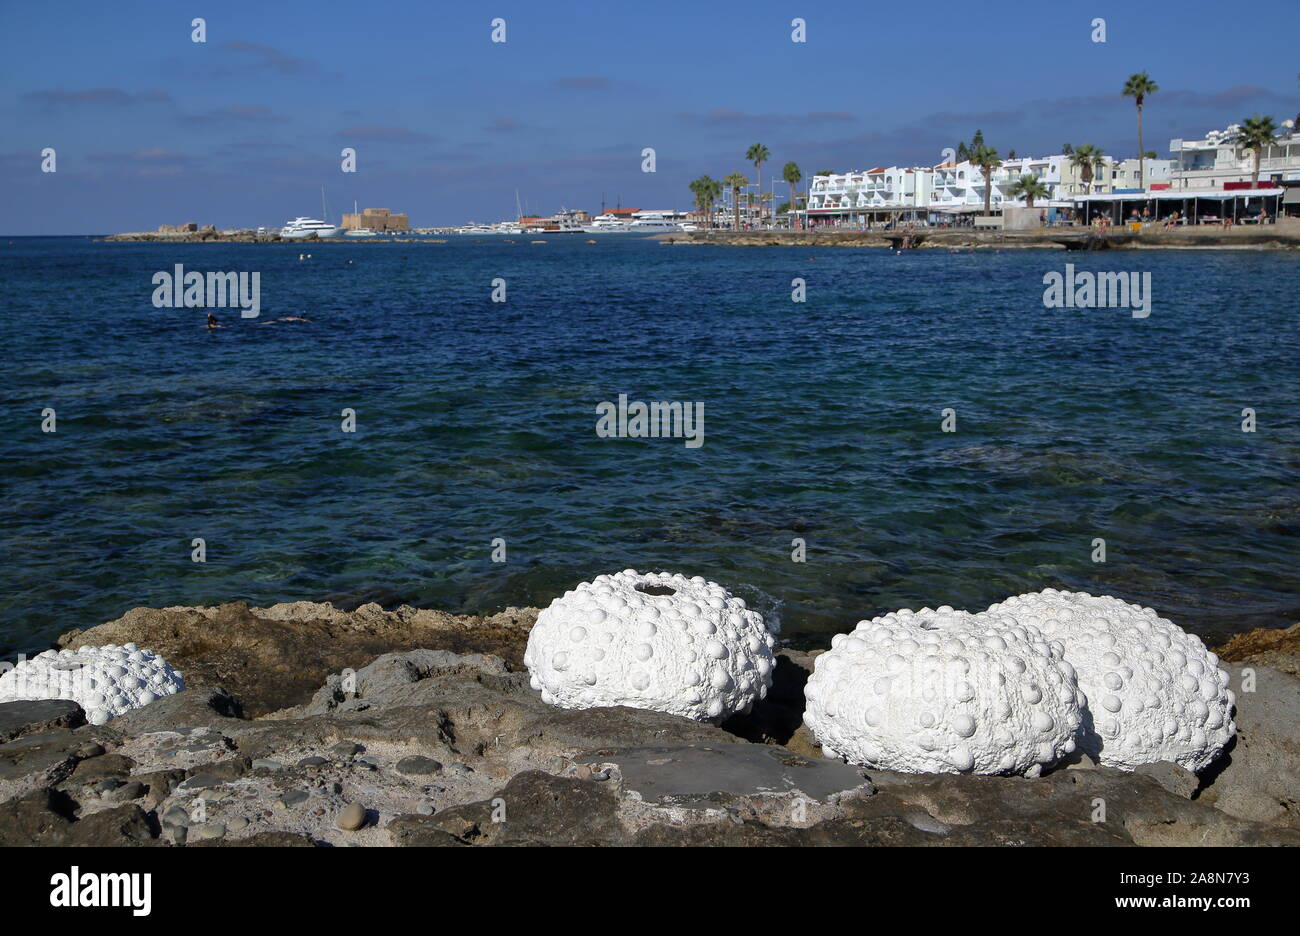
[161,805,191,828]
[0,700,85,742]
[1135,761,1199,799]
[279,790,309,808]
[336,803,367,831]
[177,773,225,792]
[66,752,135,787]
[1198,665,1300,827]
[227,816,250,833]
[188,822,226,841]
[297,756,329,768]
[330,742,362,759]
[104,781,146,802]
[0,731,87,802]
[303,649,513,717]
[109,687,242,734]
[416,801,436,816]
[395,756,443,777]
[251,759,285,771]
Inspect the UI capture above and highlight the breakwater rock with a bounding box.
[0,601,1293,846]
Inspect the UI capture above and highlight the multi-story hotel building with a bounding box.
[1168,121,1300,190]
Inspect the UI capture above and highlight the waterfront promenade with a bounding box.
[678,223,1300,250]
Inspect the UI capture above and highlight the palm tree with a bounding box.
[1069,144,1107,194]
[970,145,1001,216]
[746,144,770,227]
[1122,72,1159,190]
[1008,174,1051,208]
[690,175,721,229]
[1232,114,1280,188]
[782,161,802,230]
[724,172,748,231]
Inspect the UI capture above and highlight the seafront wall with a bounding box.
[680,225,1300,251]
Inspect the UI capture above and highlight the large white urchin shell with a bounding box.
[524,570,776,722]
[803,607,1083,776]
[0,644,185,726]
[987,590,1234,773]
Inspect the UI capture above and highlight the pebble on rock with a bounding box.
[336,803,367,831]
[395,755,443,776]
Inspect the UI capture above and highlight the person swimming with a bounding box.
[206,312,223,329]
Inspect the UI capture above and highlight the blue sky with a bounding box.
[2,0,1298,233]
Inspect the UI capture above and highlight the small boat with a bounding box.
[344,228,377,237]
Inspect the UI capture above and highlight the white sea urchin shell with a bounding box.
[524,570,775,722]
[987,590,1235,772]
[803,607,1083,776]
[0,643,185,726]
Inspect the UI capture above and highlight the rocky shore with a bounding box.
[0,601,1295,846]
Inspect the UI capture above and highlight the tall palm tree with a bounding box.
[782,161,802,230]
[1008,174,1051,208]
[1232,114,1280,188]
[1122,72,1159,190]
[746,144,771,227]
[724,172,748,231]
[690,175,721,230]
[1069,144,1107,194]
[970,145,1001,216]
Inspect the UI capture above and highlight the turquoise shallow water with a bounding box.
[1,236,1297,652]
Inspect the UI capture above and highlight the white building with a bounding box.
[1169,121,1300,190]
[1109,157,1175,191]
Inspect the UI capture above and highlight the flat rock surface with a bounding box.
[0,700,85,742]
[593,742,871,806]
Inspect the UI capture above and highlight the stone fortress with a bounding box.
[341,208,410,232]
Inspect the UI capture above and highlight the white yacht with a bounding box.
[628,218,685,233]
[582,213,631,233]
[582,212,683,234]
[281,217,342,238]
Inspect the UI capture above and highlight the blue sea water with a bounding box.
[1,235,1297,652]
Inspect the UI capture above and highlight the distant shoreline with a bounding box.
[86,226,1300,250]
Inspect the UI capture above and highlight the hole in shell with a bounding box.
[635,583,677,597]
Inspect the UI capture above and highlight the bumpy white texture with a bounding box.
[803,607,1083,776]
[987,590,1234,773]
[0,644,184,725]
[524,570,776,722]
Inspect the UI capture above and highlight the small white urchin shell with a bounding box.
[524,570,776,722]
[803,607,1083,776]
[987,590,1234,773]
[0,643,185,726]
